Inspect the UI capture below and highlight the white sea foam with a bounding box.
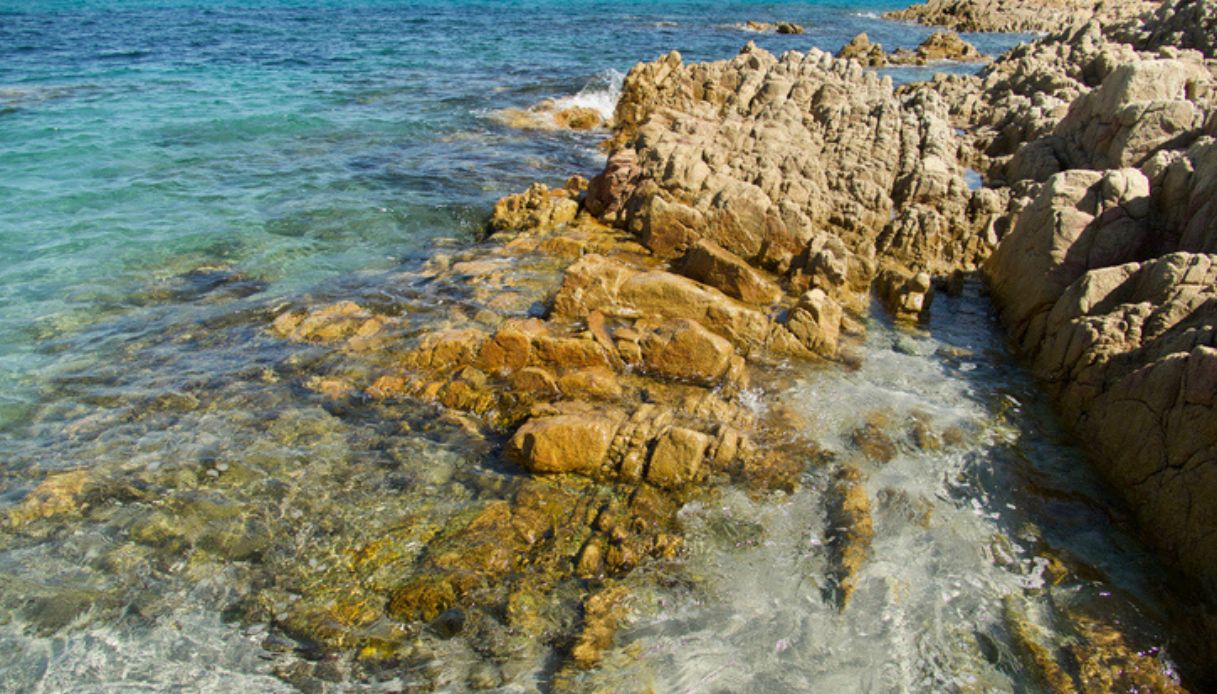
[550,68,625,122]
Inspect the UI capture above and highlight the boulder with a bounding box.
[552,254,772,353]
[646,427,712,488]
[506,412,625,475]
[639,319,738,385]
[488,182,579,235]
[675,240,782,305]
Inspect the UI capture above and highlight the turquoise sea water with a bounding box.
[8,3,1191,693]
[0,1,1022,431]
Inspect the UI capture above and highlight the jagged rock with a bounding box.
[487,182,579,235]
[837,33,886,67]
[1006,56,1212,181]
[876,267,935,322]
[1113,0,1217,58]
[588,44,986,325]
[985,159,1217,618]
[552,254,773,354]
[784,289,843,356]
[912,31,985,63]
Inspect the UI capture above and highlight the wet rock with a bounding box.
[506,412,625,475]
[476,319,541,374]
[851,414,899,463]
[744,20,806,34]
[570,584,629,668]
[674,240,782,306]
[553,106,603,131]
[388,576,457,623]
[404,328,489,371]
[825,466,873,608]
[639,319,739,386]
[7,469,92,527]
[487,182,579,235]
[467,661,503,690]
[557,366,623,401]
[271,301,385,345]
[429,607,465,639]
[646,427,712,488]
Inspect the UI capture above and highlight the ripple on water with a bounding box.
[578,284,1184,692]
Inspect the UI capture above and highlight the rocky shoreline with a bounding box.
[456,0,1217,682]
[4,0,1216,690]
[274,0,1213,680]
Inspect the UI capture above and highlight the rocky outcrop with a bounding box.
[1113,0,1217,58]
[886,0,1156,33]
[898,5,1217,660]
[742,20,806,34]
[589,43,1006,329]
[839,31,986,67]
[985,161,1217,602]
[837,33,887,67]
[1004,54,1212,181]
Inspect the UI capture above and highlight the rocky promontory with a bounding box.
[7,1,1216,689]
[245,3,1216,681]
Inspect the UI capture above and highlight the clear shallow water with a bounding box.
[581,287,1184,691]
[0,0,1025,427]
[0,1,1171,692]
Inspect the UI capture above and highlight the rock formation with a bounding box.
[886,0,1156,33]
[589,42,1008,325]
[839,31,987,67]
[899,0,1217,668]
[743,20,806,34]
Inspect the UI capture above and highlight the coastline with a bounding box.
[274,0,1215,682]
[451,0,1217,683]
[2,0,1214,689]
